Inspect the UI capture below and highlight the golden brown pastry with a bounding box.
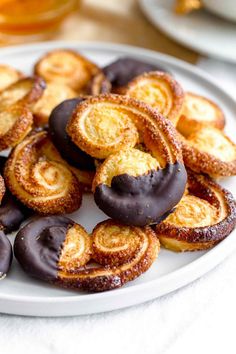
[67,96,139,160]
[0,77,45,151]
[14,217,160,292]
[4,131,82,215]
[155,169,236,251]
[0,64,24,92]
[36,131,94,191]
[92,148,159,190]
[66,94,183,162]
[123,71,184,126]
[33,82,77,126]
[0,76,45,110]
[67,94,187,226]
[34,49,100,93]
[0,105,33,151]
[182,126,236,177]
[177,92,225,136]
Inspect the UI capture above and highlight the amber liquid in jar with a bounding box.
[0,0,78,40]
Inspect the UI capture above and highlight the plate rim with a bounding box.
[0,40,235,314]
[139,0,236,63]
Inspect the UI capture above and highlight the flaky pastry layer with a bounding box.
[124,71,184,126]
[59,220,159,291]
[0,64,24,92]
[177,92,225,137]
[4,131,82,214]
[155,169,236,251]
[33,82,77,126]
[67,94,183,164]
[181,126,236,177]
[15,217,159,292]
[92,148,159,191]
[34,49,100,93]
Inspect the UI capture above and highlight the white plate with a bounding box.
[139,0,236,63]
[0,41,235,317]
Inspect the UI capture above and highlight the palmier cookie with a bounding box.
[67,94,187,226]
[34,49,100,93]
[103,57,168,92]
[177,92,225,137]
[0,156,30,233]
[4,131,82,215]
[49,98,95,190]
[0,231,12,279]
[0,76,46,151]
[124,71,184,126]
[49,98,95,170]
[155,169,236,251]
[33,82,77,126]
[0,64,23,92]
[14,217,160,292]
[181,126,236,177]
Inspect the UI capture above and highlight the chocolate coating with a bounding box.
[48,98,95,171]
[0,231,12,277]
[94,162,187,226]
[103,57,168,89]
[0,192,31,233]
[0,156,7,171]
[14,216,74,281]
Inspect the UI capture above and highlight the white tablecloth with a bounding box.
[1,58,235,354]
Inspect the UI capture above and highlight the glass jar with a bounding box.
[0,0,79,43]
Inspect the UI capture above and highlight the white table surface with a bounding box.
[1,57,235,354]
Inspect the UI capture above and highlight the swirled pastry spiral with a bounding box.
[0,231,12,279]
[177,92,225,136]
[155,169,236,251]
[67,94,187,225]
[67,96,139,159]
[124,72,184,126]
[0,156,30,233]
[182,126,236,177]
[33,82,77,126]
[0,105,33,151]
[0,64,23,92]
[0,76,46,151]
[0,76,45,110]
[4,131,82,214]
[48,98,95,190]
[34,49,100,93]
[14,217,160,292]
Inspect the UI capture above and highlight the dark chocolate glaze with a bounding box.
[0,156,7,171]
[0,192,31,233]
[48,98,95,171]
[103,57,168,89]
[94,162,187,226]
[0,231,12,277]
[14,216,74,281]
[0,156,31,233]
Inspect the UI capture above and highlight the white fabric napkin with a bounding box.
[0,58,235,354]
